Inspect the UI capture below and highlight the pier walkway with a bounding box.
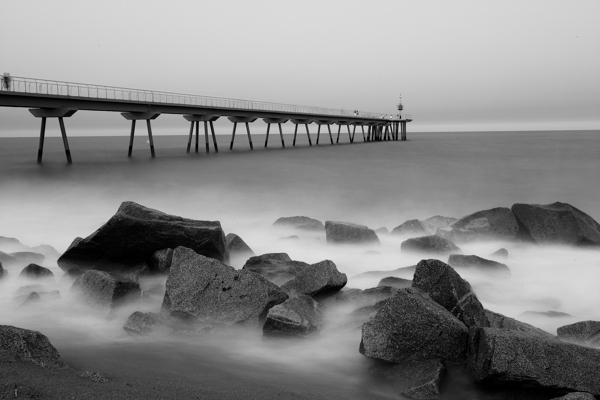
[0,76,412,163]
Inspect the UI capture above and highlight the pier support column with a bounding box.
[227,117,256,150]
[314,120,333,145]
[290,119,313,147]
[316,125,321,145]
[195,121,200,152]
[230,122,237,150]
[336,125,341,144]
[186,121,193,153]
[334,121,351,144]
[278,123,285,148]
[121,111,160,158]
[29,108,77,163]
[184,115,220,153]
[262,118,288,148]
[265,123,271,148]
[327,125,333,144]
[245,123,253,150]
[210,121,219,152]
[146,119,155,157]
[351,125,356,143]
[305,124,312,146]
[293,124,298,146]
[361,126,366,142]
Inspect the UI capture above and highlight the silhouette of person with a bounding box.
[2,73,11,91]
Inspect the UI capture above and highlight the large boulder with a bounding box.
[421,216,458,235]
[263,295,324,337]
[377,277,412,289]
[360,288,469,364]
[162,247,288,326]
[335,286,398,310]
[467,327,600,395]
[485,309,555,339]
[447,254,511,279]
[325,221,380,245]
[273,216,324,231]
[557,320,600,346]
[412,259,489,328]
[437,207,523,243]
[9,251,45,265]
[18,264,54,281]
[225,233,255,258]
[369,360,445,400]
[58,201,228,273]
[0,325,66,368]
[148,248,174,274]
[401,236,461,255]
[71,270,141,311]
[391,219,426,237]
[511,202,600,246]
[489,248,508,260]
[123,312,173,336]
[280,260,347,299]
[351,265,416,282]
[242,253,309,286]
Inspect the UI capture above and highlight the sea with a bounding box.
[0,129,599,398]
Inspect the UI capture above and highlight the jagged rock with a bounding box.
[352,265,416,281]
[489,248,508,259]
[242,253,310,286]
[71,270,141,311]
[280,260,347,300]
[225,233,255,258]
[521,311,571,318]
[360,288,469,364]
[557,320,600,347]
[0,251,18,268]
[370,360,445,400]
[421,216,458,236]
[550,393,596,400]
[511,202,600,246]
[58,201,228,274]
[0,325,66,368]
[374,227,389,235]
[467,327,600,395]
[9,251,45,265]
[447,254,511,279]
[273,216,324,231]
[123,312,173,336]
[148,248,173,274]
[162,247,288,326]
[335,286,398,309]
[437,207,523,243]
[401,236,461,255]
[344,299,390,330]
[377,276,412,289]
[391,219,426,237]
[325,221,380,245]
[18,264,54,281]
[263,295,324,336]
[412,259,489,328]
[485,309,555,339]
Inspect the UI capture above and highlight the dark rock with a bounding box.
[447,254,511,279]
[521,311,572,318]
[421,216,458,236]
[263,295,324,337]
[511,202,600,246]
[335,286,398,309]
[0,251,18,268]
[401,235,461,255]
[325,221,380,245]
[18,264,54,281]
[280,259,347,299]
[485,309,555,339]
[162,247,288,326]
[467,327,600,395]
[123,311,173,336]
[242,253,310,286]
[550,393,596,400]
[58,201,228,274]
[360,288,469,364]
[0,325,66,368]
[377,276,412,289]
[351,265,416,281]
[273,216,324,231]
[62,268,85,281]
[0,262,5,280]
[438,207,523,243]
[374,227,389,235]
[391,219,427,237]
[412,259,489,328]
[344,299,390,330]
[557,320,600,346]
[9,251,45,265]
[489,248,508,259]
[225,233,255,257]
[370,359,445,400]
[148,248,174,274]
[71,270,141,311]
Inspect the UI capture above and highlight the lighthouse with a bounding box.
[397,94,403,119]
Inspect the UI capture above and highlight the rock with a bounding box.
[16,290,61,308]
[325,221,380,245]
[162,247,288,326]
[263,295,324,337]
[9,251,45,265]
[447,254,511,279]
[370,359,445,400]
[0,325,66,368]
[123,312,173,336]
[421,216,458,236]
[467,327,600,395]
[401,235,461,255]
[550,393,596,400]
[148,248,174,274]
[278,235,299,241]
[273,216,324,231]
[438,207,523,243]
[0,251,18,267]
[412,259,489,329]
[15,284,44,296]
[374,227,389,235]
[242,253,310,286]
[557,320,600,347]
[280,260,347,300]
[521,311,572,318]
[343,299,391,330]
[0,262,5,280]
[485,309,555,339]
[71,270,141,311]
[351,265,416,281]
[489,248,508,259]
[28,244,61,260]
[18,292,41,308]
[511,202,600,246]
[58,201,228,274]
[377,276,412,289]
[225,233,255,257]
[360,288,469,364]
[391,219,427,237]
[335,286,398,309]
[62,268,85,281]
[18,264,54,281]
[0,236,23,251]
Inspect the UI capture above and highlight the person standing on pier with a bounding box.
[2,73,11,91]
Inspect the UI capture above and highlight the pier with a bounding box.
[0,76,412,163]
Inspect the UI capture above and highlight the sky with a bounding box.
[0,0,599,136]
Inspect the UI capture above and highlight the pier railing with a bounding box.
[1,76,395,119]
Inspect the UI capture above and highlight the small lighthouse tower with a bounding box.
[397,94,403,119]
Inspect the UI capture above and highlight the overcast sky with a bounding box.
[1,0,599,135]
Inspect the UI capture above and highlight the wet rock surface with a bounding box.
[0,325,66,368]
[71,270,141,311]
[438,207,523,243]
[421,215,458,236]
[557,321,600,346]
[263,295,324,337]
[335,286,398,309]
[280,259,347,300]
[225,233,255,258]
[550,393,596,400]
[485,309,555,339]
[391,219,426,237]
[242,253,309,286]
[447,254,511,279]
[325,221,380,245]
[18,264,54,281]
[273,216,325,231]
[123,312,174,336]
[401,235,461,255]
[377,276,412,289]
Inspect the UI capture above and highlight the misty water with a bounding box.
[1,130,599,398]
